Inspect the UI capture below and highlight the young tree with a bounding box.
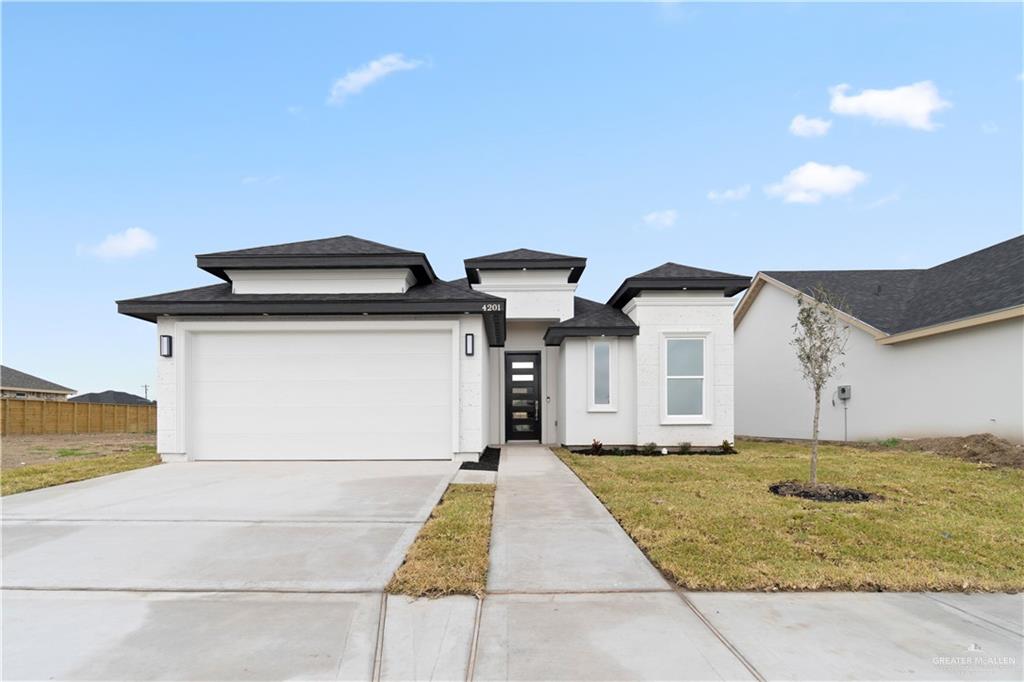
[791,287,849,485]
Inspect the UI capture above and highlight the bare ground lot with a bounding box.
[2,433,156,469]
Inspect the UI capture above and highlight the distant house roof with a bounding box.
[70,390,154,405]
[195,235,438,285]
[1,365,74,394]
[737,235,1024,343]
[117,278,508,346]
[464,248,586,284]
[607,262,751,308]
[544,297,639,346]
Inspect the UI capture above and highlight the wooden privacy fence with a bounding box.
[1,399,157,436]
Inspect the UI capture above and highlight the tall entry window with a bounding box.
[662,334,710,423]
[588,338,617,412]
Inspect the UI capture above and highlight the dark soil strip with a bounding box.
[460,446,500,472]
[769,480,883,503]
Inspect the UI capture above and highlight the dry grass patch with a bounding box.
[1,448,160,496]
[557,440,1024,592]
[387,484,495,597]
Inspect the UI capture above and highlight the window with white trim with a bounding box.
[662,334,710,423]
[588,337,617,411]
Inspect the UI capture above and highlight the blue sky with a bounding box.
[3,2,1021,396]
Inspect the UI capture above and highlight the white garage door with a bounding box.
[188,329,453,460]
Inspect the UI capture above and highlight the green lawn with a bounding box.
[1,448,160,496]
[388,484,495,597]
[558,440,1024,592]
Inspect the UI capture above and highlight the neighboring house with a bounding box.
[117,235,749,462]
[0,365,75,401]
[70,390,154,405]
[734,236,1024,444]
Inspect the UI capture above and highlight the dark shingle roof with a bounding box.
[197,235,416,258]
[464,248,587,284]
[117,279,508,345]
[1,365,74,394]
[607,262,751,308]
[195,235,437,285]
[764,235,1024,335]
[544,297,639,346]
[119,279,498,305]
[466,248,583,263]
[70,390,154,405]
[760,269,923,333]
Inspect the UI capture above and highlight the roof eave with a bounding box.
[196,253,438,285]
[116,298,507,346]
[543,325,640,346]
[463,258,587,284]
[607,276,752,308]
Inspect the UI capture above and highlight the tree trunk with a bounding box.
[811,387,821,485]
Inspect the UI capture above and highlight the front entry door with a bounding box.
[505,352,541,441]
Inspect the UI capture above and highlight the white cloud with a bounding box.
[981,122,999,135]
[765,162,868,204]
[829,81,951,131]
[707,184,751,203]
[327,53,423,105]
[866,192,900,209]
[86,227,157,259]
[642,209,678,229]
[789,114,832,137]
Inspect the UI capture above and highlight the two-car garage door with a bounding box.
[188,329,453,460]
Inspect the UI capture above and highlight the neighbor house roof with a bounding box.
[1,365,74,394]
[196,235,438,285]
[607,262,751,308]
[464,248,586,284]
[543,297,639,346]
[70,390,154,405]
[117,279,508,346]
[736,235,1024,344]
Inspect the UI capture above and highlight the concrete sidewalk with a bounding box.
[474,444,755,680]
[466,444,1023,682]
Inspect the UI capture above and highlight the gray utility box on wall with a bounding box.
[837,385,852,401]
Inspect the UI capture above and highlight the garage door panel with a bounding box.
[189,329,453,460]
[194,353,451,383]
[191,379,451,406]
[194,404,451,435]
[193,431,451,460]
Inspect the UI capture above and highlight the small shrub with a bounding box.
[878,437,901,448]
[590,438,604,456]
[639,442,659,456]
[720,440,737,454]
[678,442,692,454]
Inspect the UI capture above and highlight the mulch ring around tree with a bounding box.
[769,480,883,503]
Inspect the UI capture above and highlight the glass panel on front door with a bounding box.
[505,352,541,441]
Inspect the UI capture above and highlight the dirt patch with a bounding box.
[892,434,1024,469]
[2,433,156,469]
[769,480,883,503]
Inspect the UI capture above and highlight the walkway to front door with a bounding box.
[504,352,541,441]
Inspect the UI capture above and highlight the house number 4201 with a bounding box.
[481,303,502,312]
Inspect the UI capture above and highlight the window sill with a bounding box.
[660,417,713,426]
[588,406,618,413]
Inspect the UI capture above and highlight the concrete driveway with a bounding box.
[2,460,458,680]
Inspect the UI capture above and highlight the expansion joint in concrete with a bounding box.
[673,589,766,682]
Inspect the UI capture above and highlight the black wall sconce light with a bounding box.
[465,333,475,357]
[159,335,173,358]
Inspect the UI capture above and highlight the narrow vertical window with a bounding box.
[588,338,617,411]
[593,341,610,405]
[666,338,704,416]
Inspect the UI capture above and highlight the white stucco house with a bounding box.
[118,235,750,461]
[734,235,1024,444]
